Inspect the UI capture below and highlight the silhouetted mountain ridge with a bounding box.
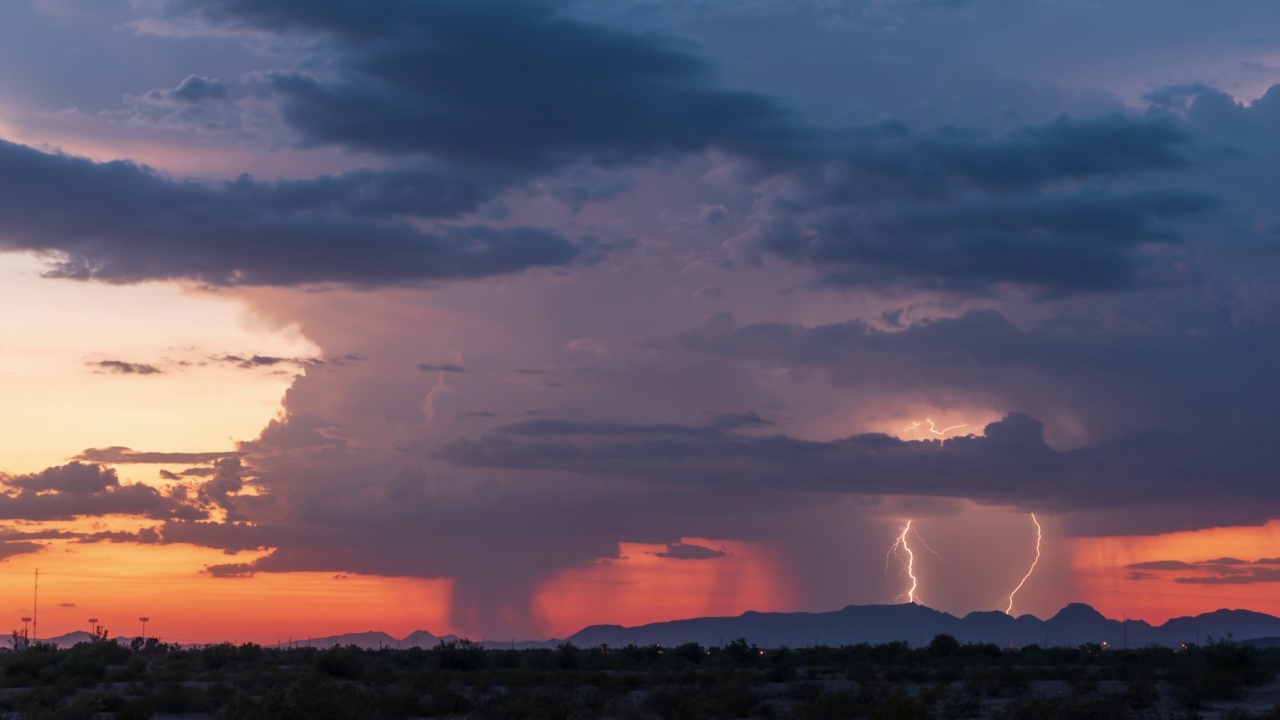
[565,603,1280,649]
[36,604,1276,650]
[265,630,463,650]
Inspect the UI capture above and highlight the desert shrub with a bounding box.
[790,688,869,720]
[54,651,105,685]
[646,684,706,720]
[673,641,706,664]
[313,645,364,679]
[433,640,488,672]
[367,685,423,719]
[151,681,213,714]
[554,642,582,670]
[869,689,930,720]
[930,634,961,657]
[257,674,368,720]
[938,687,982,720]
[990,693,1130,720]
[1124,674,1158,710]
[424,683,473,716]
[702,677,758,718]
[214,692,268,720]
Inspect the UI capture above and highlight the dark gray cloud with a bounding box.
[417,363,466,373]
[195,457,251,522]
[1119,557,1280,585]
[815,114,1197,198]
[75,447,241,465]
[439,409,1278,523]
[160,520,274,554]
[0,138,587,286]
[653,542,729,560]
[0,2,1242,297]
[1128,560,1199,571]
[169,0,802,170]
[214,354,321,370]
[7,462,121,495]
[0,462,204,522]
[1175,563,1280,586]
[151,74,230,104]
[89,360,163,375]
[493,411,773,439]
[78,527,163,545]
[673,307,1280,449]
[206,563,255,578]
[442,413,1056,497]
[739,112,1222,295]
[167,0,1233,296]
[761,188,1218,294]
[0,541,44,561]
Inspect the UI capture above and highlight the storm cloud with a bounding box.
[0,0,1275,638]
[0,139,591,286]
[0,462,202,522]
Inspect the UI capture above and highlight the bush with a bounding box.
[313,645,363,679]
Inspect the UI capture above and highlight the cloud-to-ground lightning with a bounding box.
[1004,513,1042,616]
[886,520,922,604]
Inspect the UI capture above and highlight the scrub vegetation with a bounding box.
[0,634,1278,719]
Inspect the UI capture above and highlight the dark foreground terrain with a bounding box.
[1,634,1279,719]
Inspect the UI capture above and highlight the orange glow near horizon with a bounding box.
[1072,520,1280,624]
[530,538,800,639]
[0,254,317,475]
[0,541,455,645]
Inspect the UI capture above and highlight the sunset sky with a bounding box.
[0,0,1277,644]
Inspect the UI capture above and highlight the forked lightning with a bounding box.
[1005,513,1042,615]
[886,520,922,604]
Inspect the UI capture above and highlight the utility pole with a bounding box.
[139,616,150,639]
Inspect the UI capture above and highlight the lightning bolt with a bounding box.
[926,418,966,435]
[904,419,968,437]
[886,520,921,604]
[1004,513,1042,616]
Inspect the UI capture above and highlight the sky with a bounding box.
[0,0,1277,644]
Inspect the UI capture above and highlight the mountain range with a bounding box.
[563,603,1280,650]
[25,604,1280,650]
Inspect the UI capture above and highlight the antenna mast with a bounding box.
[32,568,39,643]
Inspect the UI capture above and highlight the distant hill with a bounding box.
[267,630,462,650]
[40,631,95,649]
[1242,636,1280,649]
[565,603,1280,650]
[37,603,1280,650]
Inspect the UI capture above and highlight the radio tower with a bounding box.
[32,569,39,643]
